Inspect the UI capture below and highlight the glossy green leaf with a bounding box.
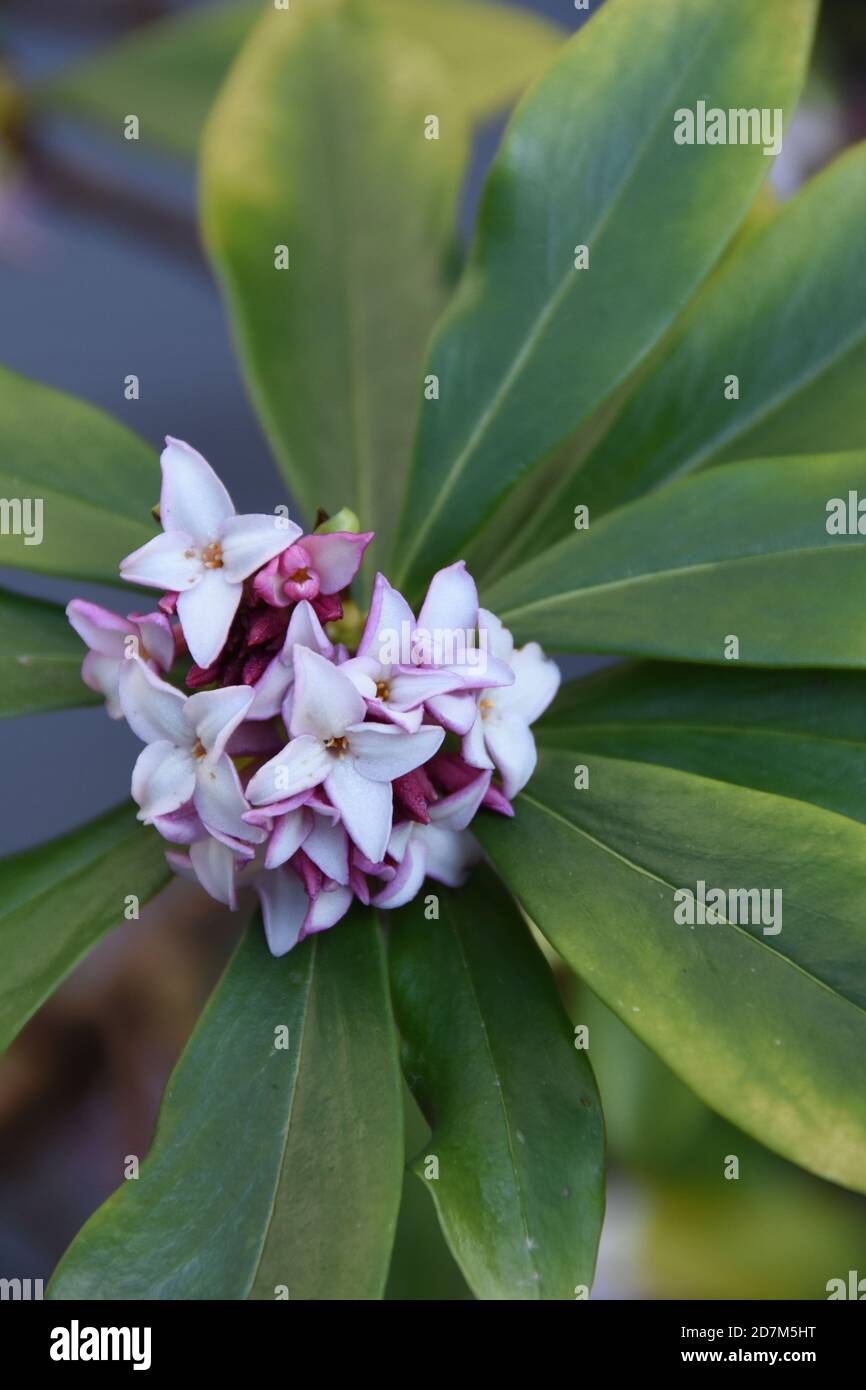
[0,804,170,1054]
[539,662,866,825]
[484,452,866,665]
[49,909,403,1299]
[0,588,96,716]
[34,0,562,159]
[474,181,781,584]
[568,142,866,525]
[201,0,464,582]
[388,866,604,1299]
[476,748,866,1193]
[0,366,158,584]
[393,0,817,598]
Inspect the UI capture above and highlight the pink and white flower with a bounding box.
[119,438,301,668]
[246,646,444,863]
[65,600,174,718]
[253,530,372,608]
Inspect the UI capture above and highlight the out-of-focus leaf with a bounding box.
[0,588,95,716]
[484,453,866,666]
[34,0,563,159]
[539,662,866,825]
[0,366,157,584]
[392,0,817,599]
[476,748,866,1193]
[388,866,604,1300]
[49,909,403,1299]
[34,1,257,159]
[0,804,170,1053]
[201,0,467,583]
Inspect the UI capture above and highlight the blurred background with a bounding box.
[1,0,865,1299]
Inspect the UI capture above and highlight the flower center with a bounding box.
[375,680,391,702]
[192,739,207,759]
[201,541,224,569]
[324,735,350,758]
[289,567,311,584]
[479,697,494,721]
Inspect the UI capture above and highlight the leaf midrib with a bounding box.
[444,899,542,1298]
[517,785,866,1023]
[244,934,317,1298]
[396,4,728,583]
[495,538,866,625]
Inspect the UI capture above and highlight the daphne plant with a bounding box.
[2,0,865,1300]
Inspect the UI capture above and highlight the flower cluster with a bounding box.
[67,440,560,954]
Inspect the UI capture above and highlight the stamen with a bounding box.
[324,735,350,758]
[192,739,207,759]
[375,680,391,702]
[289,567,311,583]
[479,697,494,721]
[201,541,224,569]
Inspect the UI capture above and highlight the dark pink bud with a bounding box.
[312,592,342,624]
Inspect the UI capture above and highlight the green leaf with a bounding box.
[49,909,403,1299]
[34,0,562,160]
[0,366,158,585]
[201,0,470,584]
[387,866,604,1299]
[539,662,866,825]
[569,142,866,524]
[0,804,170,1054]
[483,452,866,665]
[476,748,866,1193]
[0,588,96,716]
[33,1,257,159]
[392,0,817,598]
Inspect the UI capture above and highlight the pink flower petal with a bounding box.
[66,599,129,657]
[417,560,478,637]
[265,808,313,870]
[190,834,240,909]
[194,754,264,844]
[302,531,373,594]
[374,832,428,909]
[254,867,310,957]
[425,690,477,735]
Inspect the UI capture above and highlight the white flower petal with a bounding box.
[134,611,176,671]
[373,833,427,909]
[160,437,235,543]
[462,705,494,770]
[346,721,444,782]
[302,883,354,937]
[478,607,514,665]
[283,599,334,659]
[120,529,203,591]
[290,646,366,740]
[131,741,196,821]
[265,808,312,870]
[189,835,240,908]
[177,568,242,668]
[255,867,310,957]
[387,667,461,709]
[81,651,123,716]
[484,716,537,799]
[495,643,561,725]
[428,770,491,831]
[194,754,264,844]
[247,654,294,720]
[425,690,477,735]
[220,512,301,582]
[422,824,481,887]
[246,734,330,806]
[119,657,190,746]
[303,817,349,885]
[417,560,478,637]
[358,572,415,663]
[186,683,255,763]
[325,757,392,864]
